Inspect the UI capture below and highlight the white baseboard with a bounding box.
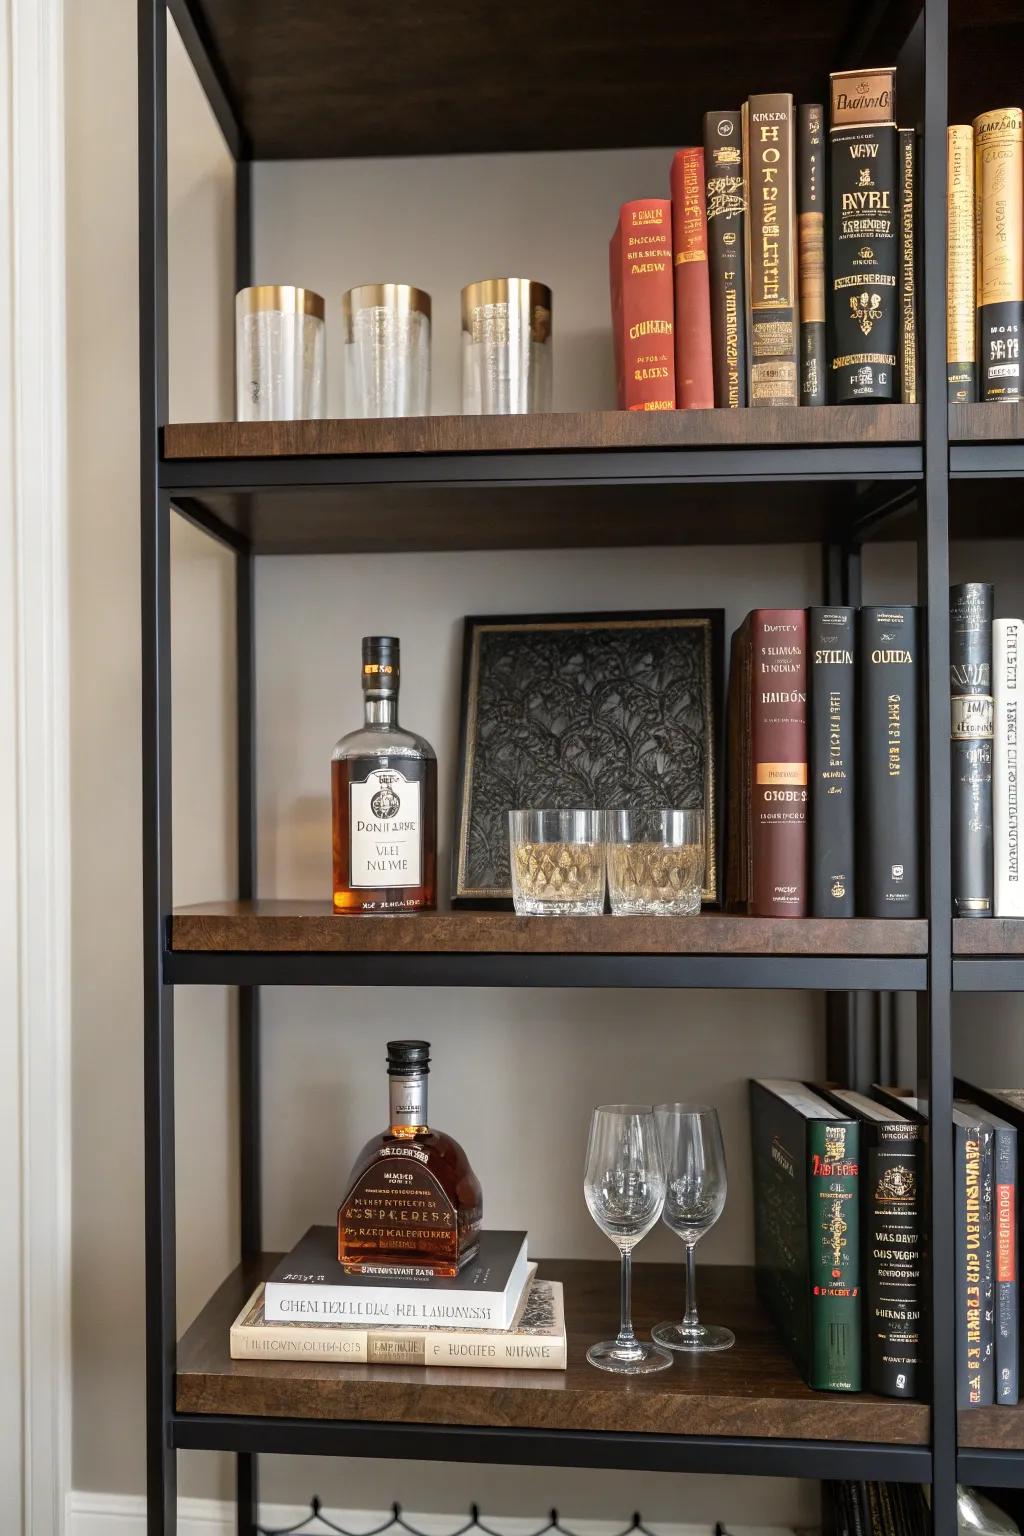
[66,1491,789,1536]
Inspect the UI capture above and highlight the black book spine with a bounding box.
[829,123,898,402]
[703,110,748,408]
[898,129,919,404]
[950,583,994,917]
[975,109,1023,402]
[798,104,827,405]
[809,606,856,915]
[859,607,921,917]
[864,1121,923,1398]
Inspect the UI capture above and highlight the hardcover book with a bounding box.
[743,94,799,406]
[670,149,714,408]
[994,618,1024,915]
[609,199,676,410]
[809,607,856,917]
[947,125,977,402]
[950,584,994,918]
[703,110,748,407]
[264,1227,530,1330]
[821,1087,922,1399]
[898,129,919,404]
[952,1105,995,1407]
[750,1079,861,1392]
[859,607,921,917]
[726,610,808,917]
[829,68,898,403]
[974,109,1023,402]
[798,105,827,406]
[955,1087,1018,1404]
[231,1269,567,1370]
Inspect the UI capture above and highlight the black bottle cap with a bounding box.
[387,1039,430,1075]
[362,636,400,695]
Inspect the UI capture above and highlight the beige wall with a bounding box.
[69,1,1020,1523]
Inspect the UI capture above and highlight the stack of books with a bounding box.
[230,1226,567,1371]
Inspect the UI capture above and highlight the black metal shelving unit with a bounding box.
[137,0,1024,1531]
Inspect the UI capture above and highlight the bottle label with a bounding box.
[349,765,421,888]
[390,1074,427,1128]
[338,1156,458,1266]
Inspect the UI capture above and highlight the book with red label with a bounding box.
[670,150,714,408]
[726,609,809,916]
[956,1081,1020,1404]
[609,199,676,410]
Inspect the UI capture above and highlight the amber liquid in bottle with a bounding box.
[337,1041,482,1277]
[331,636,437,913]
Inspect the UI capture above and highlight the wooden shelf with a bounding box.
[960,1406,1024,1452]
[163,408,921,462]
[176,1254,930,1449]
[172,901,927,957]
[954,918,1024,955]
[186,1,920,159]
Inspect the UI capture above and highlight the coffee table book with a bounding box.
[264,1226,530,1329]
[230,1266,567,1370]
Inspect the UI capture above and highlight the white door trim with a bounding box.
[0,0,71,1530]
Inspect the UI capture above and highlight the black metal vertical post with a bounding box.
[920,0,955,1527]
[140,0,175,1531]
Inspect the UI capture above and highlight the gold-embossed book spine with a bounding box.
[798,104,827,405]
[829,68,898,403]
[947,125,976,401]
[743,93,799,406]
[974,107,1023,402]
[898,129,918,404]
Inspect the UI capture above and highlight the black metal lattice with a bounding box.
[258,1503,669,1536]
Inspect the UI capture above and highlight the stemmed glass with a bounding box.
[652,1104,734,1353]
[583,1105,672,1373]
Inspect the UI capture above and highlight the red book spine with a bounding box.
[609,199,676,410]
[670,150,714,408]
[751,609,808,917]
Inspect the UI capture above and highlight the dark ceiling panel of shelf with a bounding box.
[186,0,921,159]
[950,0,1024,127]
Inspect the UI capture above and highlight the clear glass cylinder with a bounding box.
[461,278,552,414]
[605,809,706,917]
[508,808,604,916]
[342,284,432,418]
[235,286,326,421]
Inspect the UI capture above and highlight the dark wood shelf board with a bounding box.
[954,918,1024,956]
[960,1408,1024,1453]
[950,403,1024,486]
[184,1,921,159]
[177,1255,930,1448]
[164,409,921,462]
[171,902,927,958]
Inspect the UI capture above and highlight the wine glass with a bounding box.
[583,1105,672,1373]
[652,1104,734,1353]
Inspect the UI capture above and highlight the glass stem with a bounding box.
[616,1246,637,1350]
[683,1241,699,1332]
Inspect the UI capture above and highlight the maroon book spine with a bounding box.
[609,200,676,410]
[751,609,809,916]
[670,150,715,408]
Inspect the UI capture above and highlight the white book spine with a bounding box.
[263,1285,505,1329]
[229,1325,566,1370]
[994,618,1024,916]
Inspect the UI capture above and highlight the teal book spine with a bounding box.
[808,1118,862,1390]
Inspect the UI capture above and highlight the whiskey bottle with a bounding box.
[331,636,437,913]
[337,1040,483,1277]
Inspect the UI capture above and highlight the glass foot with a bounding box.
[651,1320,735,1353]
[587,1338,673,1373]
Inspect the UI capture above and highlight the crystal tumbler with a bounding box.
[509,809,604,916]
[461,278,552,414]
[342,284,431,418]
[605,809,705,916]
[235,285,326,421]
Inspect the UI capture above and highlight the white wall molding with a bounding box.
[0,0,71,1531]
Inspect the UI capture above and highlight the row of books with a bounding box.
[824,1482,931,1536]
[611,69,917,412]
[951,584,1023,917]
[751,1078,1024,1408]
[947,111,1023,404]
[229,1227,567,1370]
[726,607,920,919]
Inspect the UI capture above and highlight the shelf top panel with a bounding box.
[171,902,927,956]
[162,410,922,554]
[184,1,921,159]
[177,1255,930,1450]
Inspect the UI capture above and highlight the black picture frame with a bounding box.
[452,609,724,908]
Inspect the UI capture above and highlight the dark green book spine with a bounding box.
[808,1118,861,1390]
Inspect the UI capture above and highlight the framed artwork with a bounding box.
[452,609,724,907]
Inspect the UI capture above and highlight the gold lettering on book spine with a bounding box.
[974,109,1024,309]
[947,126,975,368]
